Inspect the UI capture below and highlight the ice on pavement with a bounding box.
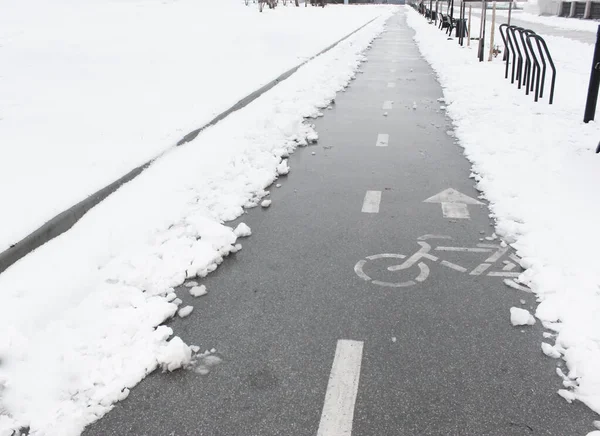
[407,8,600,417]
[0,6,392,435]
[234,223,252,238]
[189,285,207,298]
[510,307,536,326]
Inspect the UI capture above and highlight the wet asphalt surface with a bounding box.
[83,10,599,436]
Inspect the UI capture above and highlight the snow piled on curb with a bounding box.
[406,6,600,418]
[0,9,394,436]
[0,0,389,252]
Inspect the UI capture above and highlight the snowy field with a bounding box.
[406,6,600,429]
[0,4,394,435]
[0,0,385,253]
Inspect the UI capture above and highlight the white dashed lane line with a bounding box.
[317,340,364,436]
[375,133,389,147]
[362,191,382,213]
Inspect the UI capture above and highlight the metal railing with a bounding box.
[499,24,556,104]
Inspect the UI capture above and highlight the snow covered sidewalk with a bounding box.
[407,5,600,425]
[0,0,386,253]
[0,7,394,436]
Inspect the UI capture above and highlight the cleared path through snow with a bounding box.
[83,10,599,436]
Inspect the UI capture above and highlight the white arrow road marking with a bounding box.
[382,100,394,110]
[317,340,364,436]
[424,188,484,219]
[361,191,381,213]
[376,134,389,147]
[441,203,469,219]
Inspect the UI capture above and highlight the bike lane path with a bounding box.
[83,9,598,436]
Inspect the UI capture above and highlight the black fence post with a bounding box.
[584,24,600,123]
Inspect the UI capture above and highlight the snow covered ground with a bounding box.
[0,0,385,253]
[407,5,600,427]
[0,6,394,435]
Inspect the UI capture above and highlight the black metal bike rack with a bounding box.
[499,24,556,104]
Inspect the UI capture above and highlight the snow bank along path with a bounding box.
[0,8,394,436]
[0,7,380,275]
[0,0,385,254]
[406,6,600,425]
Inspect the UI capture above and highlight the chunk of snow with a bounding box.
[557,389,576,403]
[593,421,600,430]
[391,337,397,343]
[261,199,272,208]
[184,281,198,288]
[173,298,183,306]
[210,348,216,353]
[276,183,282,188]
[166,292,177,302]
[157,336,192,372]
[541,342,562,358]
[383,112,388,116]
[543,332,554,338]
[189,285,207,298]
[276,160,290,175]
[311,152,316,156]
[586,431,600,436]
[234,223,252,237]
[510,307,535,326]
[177,306,194,318]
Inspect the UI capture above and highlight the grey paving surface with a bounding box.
[83,10,599,436]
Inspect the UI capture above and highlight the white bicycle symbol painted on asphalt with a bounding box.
[354,234,528,289]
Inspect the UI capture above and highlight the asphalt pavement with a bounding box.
[83,9,599,436]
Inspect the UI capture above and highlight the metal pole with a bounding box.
[488,1,496,61]
[478,0,486,61]
[468,4,472,46]
[584,24,600,123]
[450,0,454,19]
